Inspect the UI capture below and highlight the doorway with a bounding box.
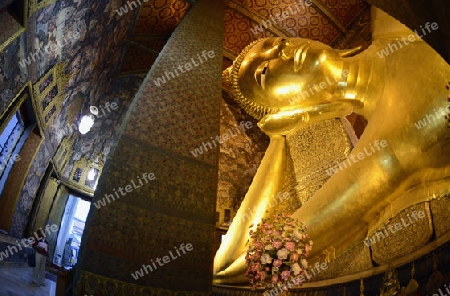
[53,193,90,269]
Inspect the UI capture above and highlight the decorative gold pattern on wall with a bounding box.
[33,177,58,231]
[77,0,224,292]
[0,131,43,232]
[285,118,352,205]
[32,62,70,130]
[216,96,269,225]
[370,203,433,264]
[314,241,372,280]
[429,196,450,238]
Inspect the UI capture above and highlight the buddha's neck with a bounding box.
[334,50,385,121]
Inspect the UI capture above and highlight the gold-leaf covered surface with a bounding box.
[370,203,433,264]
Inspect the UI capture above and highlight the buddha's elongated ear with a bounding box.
[337,45,363,57]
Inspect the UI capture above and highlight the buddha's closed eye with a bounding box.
[255,61,269,89]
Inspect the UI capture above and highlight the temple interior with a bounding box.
[0,0,449,295]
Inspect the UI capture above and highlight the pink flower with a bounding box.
[285,241,295,251]
[256,270,267,281]
[281,270,291,280]
[251,262,261,272]
[272,240,283,249]
[260,253,273,264]
[305,244,311,253]
[254,242,264,250]
[265,244,274,251]
[277,248,289,259]
[293,229,304,240]
[290,252,299,262]
[291,263,302,275]
[271,274,279,284]
[251,251,261,261]
[273,259,282,267]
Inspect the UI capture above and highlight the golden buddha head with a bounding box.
[230,37,361,120]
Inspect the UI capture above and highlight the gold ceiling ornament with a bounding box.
[426,253,443,294]
[404,262,419,296]
[360,278,364,296]
[379,263,400,296]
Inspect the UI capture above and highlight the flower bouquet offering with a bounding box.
[245,213,313,291]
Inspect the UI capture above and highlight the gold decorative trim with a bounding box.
[9,136,45,227]
[223,47,237,61]
[0,81,32,134]
[32,62,70,129]
[0,0,29,52]
[60,179,94,197]
[53,136,103,197]
[370,203,433,264]
[0,28,25,54]
[28,0,59,17]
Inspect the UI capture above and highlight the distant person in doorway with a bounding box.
[32,230,49,286]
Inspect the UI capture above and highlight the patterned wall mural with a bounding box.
[0,0,141,236]
[216,96,269,226]
[0,32,28,118]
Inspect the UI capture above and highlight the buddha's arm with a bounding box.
[258,100,362,136]
[213,135,287,274]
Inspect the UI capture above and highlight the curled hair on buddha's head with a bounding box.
[229,38,279,121]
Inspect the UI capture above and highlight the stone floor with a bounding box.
[0,266,56,296]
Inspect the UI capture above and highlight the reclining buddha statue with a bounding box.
[214,6,450,284]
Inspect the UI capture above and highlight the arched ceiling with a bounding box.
[120,0,372,75]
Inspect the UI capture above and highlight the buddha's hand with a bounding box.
[258,101,360,136]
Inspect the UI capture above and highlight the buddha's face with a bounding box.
[237,38,345,110]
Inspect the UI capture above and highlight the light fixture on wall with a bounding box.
[89,106,99,115]
[78,115,94,134]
